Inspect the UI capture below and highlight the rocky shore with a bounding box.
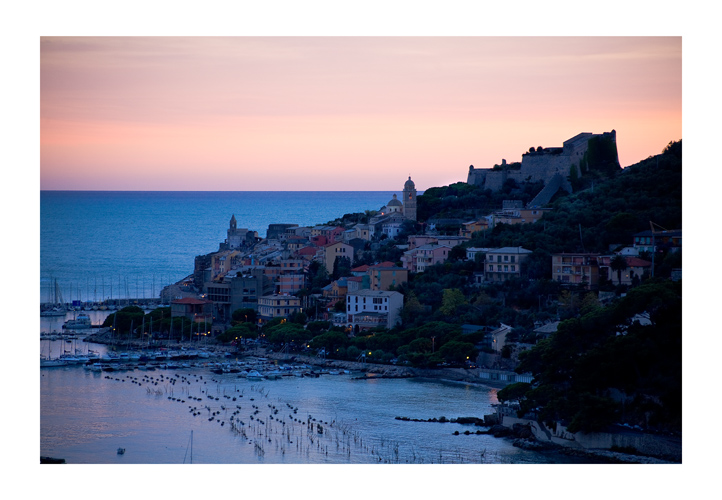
[393,417,678,464]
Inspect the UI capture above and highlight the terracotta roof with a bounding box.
[296,246,318,255]
[351,265,370,272]
[370,261,403,270]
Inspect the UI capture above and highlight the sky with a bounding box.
[39,36,681,191]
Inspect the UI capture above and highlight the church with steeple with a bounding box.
[402,175,417,220]
[376,176,417,222]
[368,176,418,239]
[224,214,258,250]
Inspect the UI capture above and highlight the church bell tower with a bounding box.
[403,176,417,221]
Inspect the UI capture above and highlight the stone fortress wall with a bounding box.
[467,131,617,195]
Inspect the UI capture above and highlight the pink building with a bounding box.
[402,244,453,273]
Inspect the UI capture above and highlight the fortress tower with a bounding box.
[403,176,417,221]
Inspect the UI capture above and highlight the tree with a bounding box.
[332,256,351,280]
[401,291,425,324]
[558,290,580,318]
[438,340,477,365]
[448,245,467,262]
[308,261,331,292]
[610,255,628,285]
[217,322,258,343]
[264,322,312,346]
[439,288,467,316]
[232,308,256,324]
[497,382,532,403]
[579,292,601,316]
[310,331,349,355]
[103,305,145,336]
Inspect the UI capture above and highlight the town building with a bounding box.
[408,234,469,250]
[460,219,490,238]
[633,229,682,254]
[224,215,258,250]
[401,244,453,273]
[368,262,408,291]
[266,223,298,240]
[205,268,274,323]
[278,273,305,295]
[257,294,302,322]
[598,255,652,286]
[323,241,354,274]
[484,247,532,282]
[490,205,552,227]
[551,253,600,288]
[171,297,214,323]
[346,289,403,332]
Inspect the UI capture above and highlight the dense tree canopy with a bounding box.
[510,279,681,433]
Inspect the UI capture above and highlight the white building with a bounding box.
[346,290,403,331]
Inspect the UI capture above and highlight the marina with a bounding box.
[40,352,568,464]
[39,335,598,464]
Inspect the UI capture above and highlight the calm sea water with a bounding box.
[40,191,395,303]
[40,358,576,465]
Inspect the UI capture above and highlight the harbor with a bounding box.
[40,346,569,464]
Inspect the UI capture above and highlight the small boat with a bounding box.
[41,358,68,368]
[117,448,125,455]
[246,370,265,381]
[63,313,92,330]
[41,308,66,317]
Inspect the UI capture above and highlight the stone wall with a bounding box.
[466,131,616,195]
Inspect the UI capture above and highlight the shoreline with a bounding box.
[73,331,677,464]
[82,330,505,387]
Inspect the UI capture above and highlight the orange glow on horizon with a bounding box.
[41,37,681,191]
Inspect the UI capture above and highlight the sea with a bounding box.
[40,191,401,304]
[36,191,595,470]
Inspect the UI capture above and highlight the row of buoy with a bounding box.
[101,364,428,463]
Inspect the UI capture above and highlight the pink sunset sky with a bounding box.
[40,36,681,191]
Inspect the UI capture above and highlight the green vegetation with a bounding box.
[508,279,681,434]
[103,305,213,341]
[416,180,544,224]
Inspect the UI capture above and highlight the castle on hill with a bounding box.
[467,131,619,197]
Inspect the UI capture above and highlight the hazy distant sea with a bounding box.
[40,191,395,304]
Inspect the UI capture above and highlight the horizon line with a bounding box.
[39,189,420,193]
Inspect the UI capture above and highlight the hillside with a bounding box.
[462,140,682,279]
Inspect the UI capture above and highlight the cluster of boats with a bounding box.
[41,302,165,317]
[209,360,350,380]
[40,350,351,380]
[41,347,215,369]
